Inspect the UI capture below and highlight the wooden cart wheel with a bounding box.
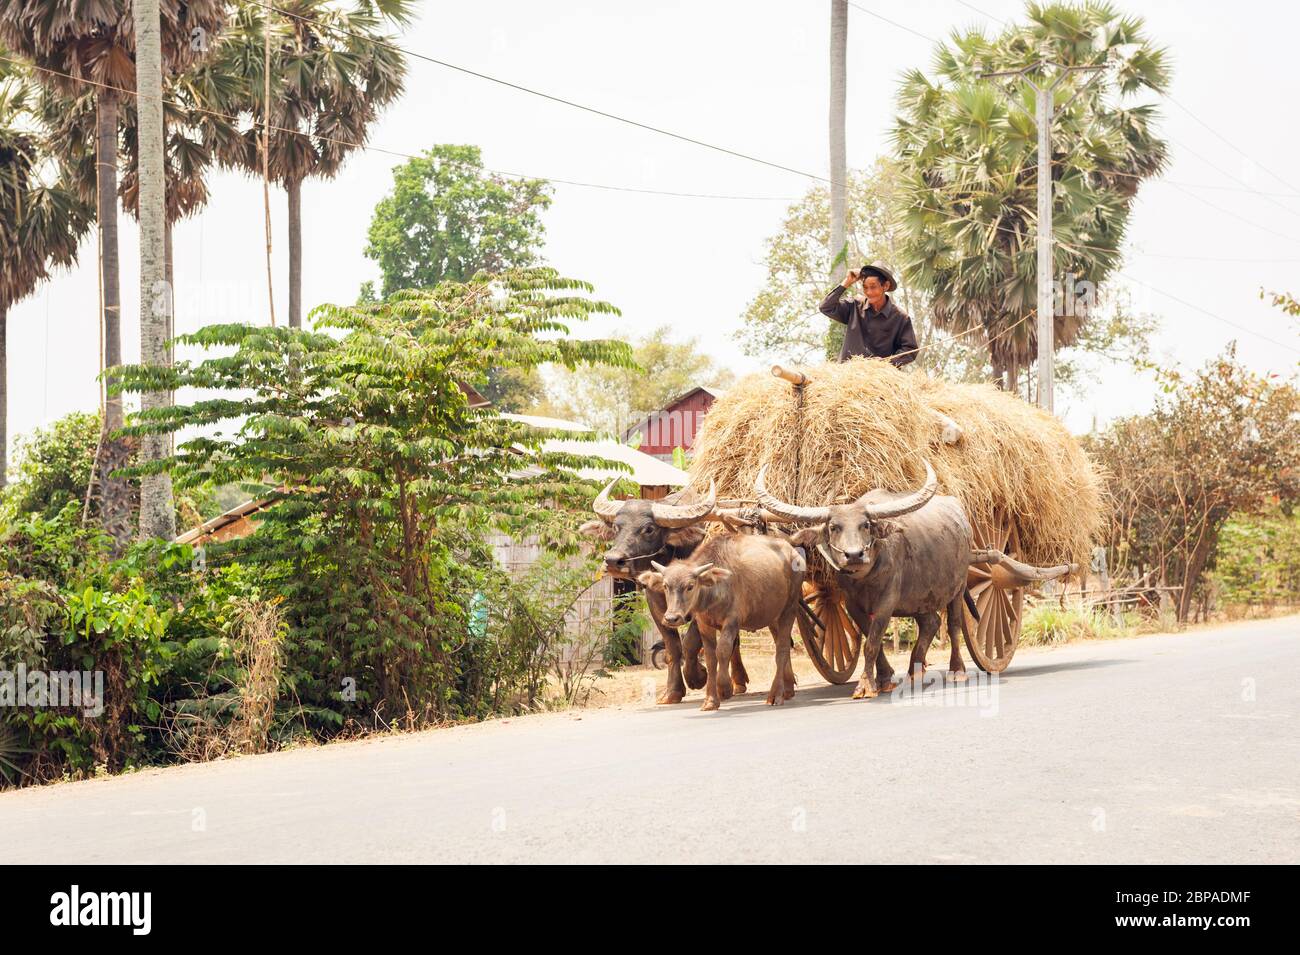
[795,580,862,684]
[962,510,1025,673]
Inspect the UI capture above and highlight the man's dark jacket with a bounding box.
[819,285,918,367]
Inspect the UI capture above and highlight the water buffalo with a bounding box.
[636,529,816,711]
[756,460,978,699]
[579,479,749,704]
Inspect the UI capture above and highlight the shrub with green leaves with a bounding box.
[1209,509,1300,609]
[1,411,99,522]
[117,268,634,726]
[0,572,171,784]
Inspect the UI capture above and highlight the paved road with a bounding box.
[4,615,1297,864]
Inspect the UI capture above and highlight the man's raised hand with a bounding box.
[842,269,860,287]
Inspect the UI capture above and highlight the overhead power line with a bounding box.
[1118,272,1300,355]
[845,0,937,42]
[1164,93,1300,198]
[0,54,797,203]
[244,0,833,186]
[6,36,1297,357]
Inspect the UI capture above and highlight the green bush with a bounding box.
[113,268,634,727]
[0,572,171,783]
[1020,603,1153,646]
[1,412,99,522]
[2,269,638,783]
[1209,509,1300,608]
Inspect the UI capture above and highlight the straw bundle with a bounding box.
[689,358,1105,570]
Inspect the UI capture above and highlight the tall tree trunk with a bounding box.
[288,177,302,328]
[261,9,276,326]
[1177,522,1217,623]
[828,0,847,281]
[134,0,176,541]
[97,91,122,433]
[95,89,133,551]
[165,220,175,457]
[991,351,1006,390]
[0,305,7,488]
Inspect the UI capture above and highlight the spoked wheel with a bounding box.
[795,580,862,684]
[963,510,1025,673]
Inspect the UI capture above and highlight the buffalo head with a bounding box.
[754,461,937,572]
[579,479,717,578]
[636,560,731,627]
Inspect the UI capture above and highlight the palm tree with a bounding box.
[214,0,410,328]
[891,1,1169,392]
[0,61,93,488]
[0,0,224,547]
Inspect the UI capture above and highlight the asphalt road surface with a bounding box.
[4,615,1297,864]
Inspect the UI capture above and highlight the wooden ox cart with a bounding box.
[691,361,1103,681]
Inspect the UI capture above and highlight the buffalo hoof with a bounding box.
[700,698,720,712]
[656,689,685,705]
[878,678,900,694]
[949,668,969,683]
[732,681,748,695]
[907,665,927,683]
[684,665,707,690]
[765,686,786,705]
[783,686,796,701]
[851,683,878,700]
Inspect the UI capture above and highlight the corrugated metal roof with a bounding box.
[503,413,690,486]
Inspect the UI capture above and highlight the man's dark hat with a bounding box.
[860,263,897,290]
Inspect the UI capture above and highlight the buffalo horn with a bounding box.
[650,480,717,528]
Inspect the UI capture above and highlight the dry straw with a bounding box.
[690,358,1105,571]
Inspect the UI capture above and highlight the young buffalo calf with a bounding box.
[638,531,816,711]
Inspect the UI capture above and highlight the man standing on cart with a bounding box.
[819,263,918,367]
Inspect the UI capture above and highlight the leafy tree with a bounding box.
[363,144,552,298]
[1,412,99,521]
[363,143,553,411]
[478,365,546,414]
[540,325,734,437]
[1087,349,1300,621]
[116,267,633,722]
[0,61,93,488]
[1209,509,1300,610]
[892,1,1170,388]
[213,0,410,328]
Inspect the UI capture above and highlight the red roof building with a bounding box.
[621,385,724,462]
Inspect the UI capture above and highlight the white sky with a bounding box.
[9,0,1300,452]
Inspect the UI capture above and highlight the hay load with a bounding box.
[689,358,1105,570]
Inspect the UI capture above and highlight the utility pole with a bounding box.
[133,0,176,540]
[981,60,1105,414]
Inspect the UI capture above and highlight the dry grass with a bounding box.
[163,597,286,762]
[228,598,286,755]
[690,358,1105,570]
